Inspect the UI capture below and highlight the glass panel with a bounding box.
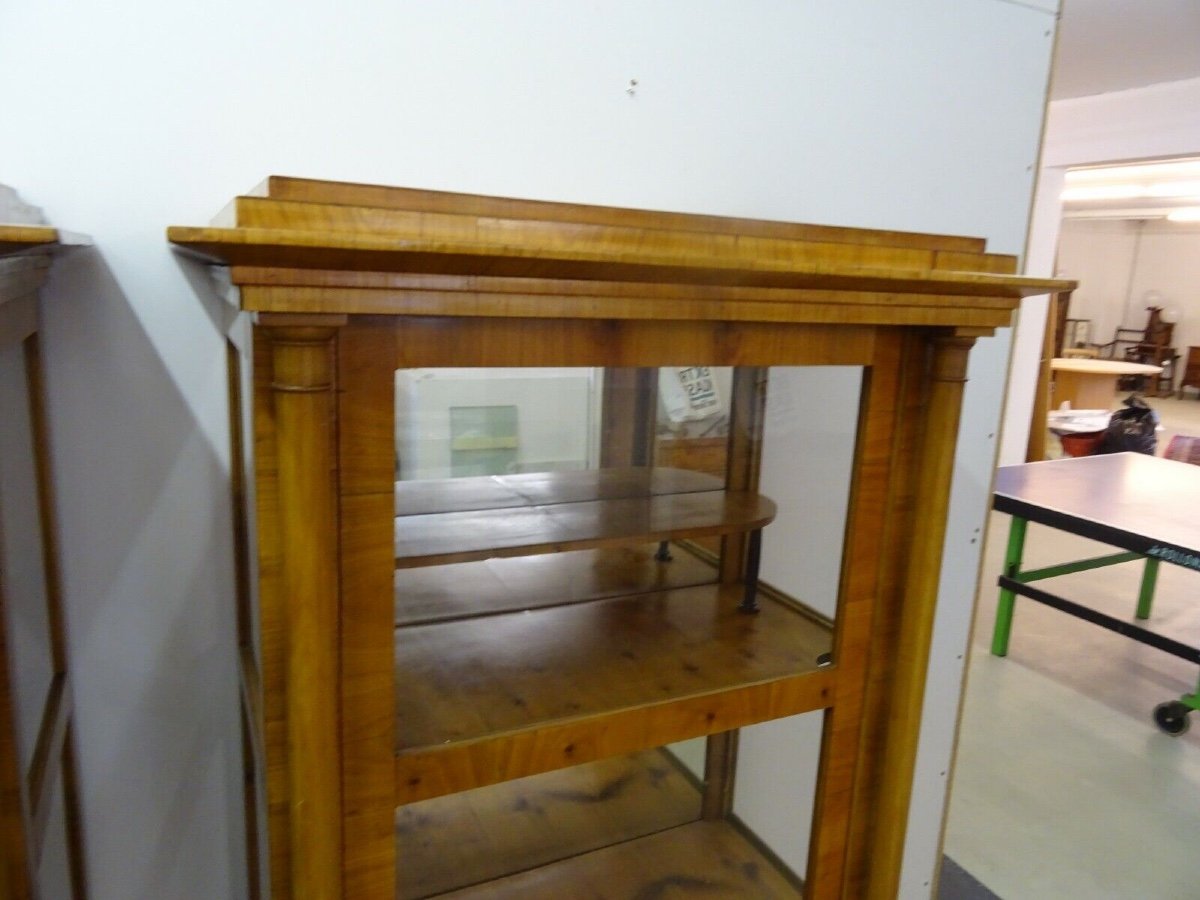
[737,365,864,882]
[390,361,858,640]
[759,366,863,619]
[392,363,863,894]
[395,368,601,482]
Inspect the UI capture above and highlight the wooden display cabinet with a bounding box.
[168,177,1071,899]
[0,193,89,898]
[1178,346,1200,398]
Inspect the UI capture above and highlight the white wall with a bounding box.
[1061,219,1200,349]
[0,2,1058,897]
[1002,76,1200,463]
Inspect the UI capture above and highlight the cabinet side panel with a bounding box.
[804,330,906,895]
[865,335,974,898]
[338,322,398,898]
[227,335,263,900]
[25,332,87,899]
[0,576,32,898]
[251,336,291,899]
[270,325,344,898]
[842,328,928,895]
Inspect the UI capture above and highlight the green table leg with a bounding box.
[1136,557,1160,620]
[991,516,1028,657]
[1185,681,1200,714]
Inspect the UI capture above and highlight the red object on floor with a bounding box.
[1059,430,1105,457]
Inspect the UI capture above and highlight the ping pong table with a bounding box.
[990,452,1200,734]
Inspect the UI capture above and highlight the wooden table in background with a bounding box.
[1051,358,1162,410]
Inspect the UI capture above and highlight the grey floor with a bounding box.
[942,394,1200,899]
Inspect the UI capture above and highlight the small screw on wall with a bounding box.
[626,78,638,98]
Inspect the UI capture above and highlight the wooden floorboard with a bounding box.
[396,750,701,899]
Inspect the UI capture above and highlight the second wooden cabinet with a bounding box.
[1178,346,1200,398]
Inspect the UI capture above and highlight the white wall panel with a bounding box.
[1057,219,1200,360]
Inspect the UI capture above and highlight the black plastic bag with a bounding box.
[1098,395,1159,455]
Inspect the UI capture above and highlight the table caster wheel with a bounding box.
[1153,701,1191,736]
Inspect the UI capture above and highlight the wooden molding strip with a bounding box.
[167,224,1068,300]
[257,174,990,255]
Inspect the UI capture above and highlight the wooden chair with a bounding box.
[1095,306,1178,395]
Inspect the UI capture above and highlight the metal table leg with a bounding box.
[991,516,1027,656]
[1136,557,1161,620]
[739,528,763,614]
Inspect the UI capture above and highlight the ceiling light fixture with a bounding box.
[1145,181,1200,198]
[1166,207,1200,222]
[1061,184,1143,201]
[1065,159,1200,183]
[1061,181,1200,203]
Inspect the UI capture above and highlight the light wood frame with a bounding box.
[169,176,1074,900]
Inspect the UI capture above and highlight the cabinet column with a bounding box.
[268,324,343,900]
[867,332,973,899]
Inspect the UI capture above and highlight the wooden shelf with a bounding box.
[393,468,772,569]
[433,820,801,899]
[394,492,773,568]
[396,750,702,899]
[395,544,718,626]
[394,585,832,804]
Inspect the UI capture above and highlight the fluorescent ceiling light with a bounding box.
[1145,181,1200,198]
[1066,159,1200,183]
[1167,207,1200,222]
[1061,184,1142,201]
[1061,159,1200,216]
[1061,180,1200,203]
